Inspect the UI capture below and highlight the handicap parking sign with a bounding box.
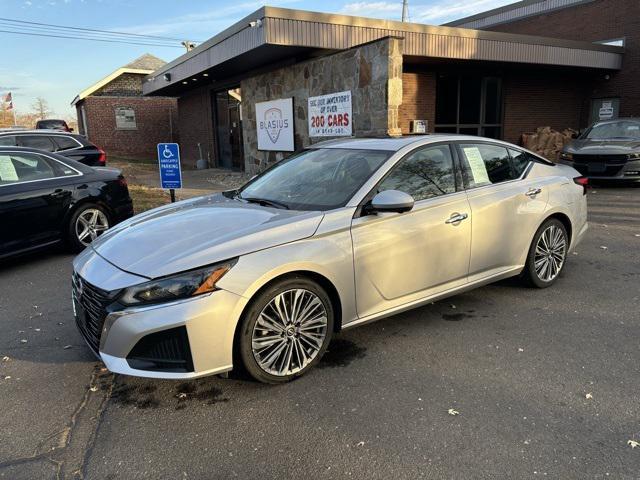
[157,143,182,189]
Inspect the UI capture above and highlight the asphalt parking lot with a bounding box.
[1,185,639,479]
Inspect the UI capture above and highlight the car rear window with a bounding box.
[52,136,81,151]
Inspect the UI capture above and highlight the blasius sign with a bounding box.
[256,98,294,151]
[308,90,352,137]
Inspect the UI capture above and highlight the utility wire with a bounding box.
[0,22,180,47]
[0,29,185,48]
[0,17,201,42]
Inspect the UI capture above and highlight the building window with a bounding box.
[434,74,502,139]
[115,106,137,130]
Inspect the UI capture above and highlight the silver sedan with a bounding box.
[72,135,588,383]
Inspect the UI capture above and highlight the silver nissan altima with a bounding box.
[72,135,588,383]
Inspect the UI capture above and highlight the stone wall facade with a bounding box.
[240,36,403,173]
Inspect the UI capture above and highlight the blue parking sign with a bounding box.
[157,143,182,189]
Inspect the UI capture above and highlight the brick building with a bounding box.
[142,4,630,171]
[72,54,178,159]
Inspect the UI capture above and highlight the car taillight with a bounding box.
[97,148,106,166]
[573,176,588,194]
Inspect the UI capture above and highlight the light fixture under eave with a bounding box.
[203,73,209,77]
[182,81,188,85]
[192,78,197,81]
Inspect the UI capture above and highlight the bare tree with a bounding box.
[31,97,51,120]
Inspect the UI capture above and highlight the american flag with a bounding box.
[3,92,13,111]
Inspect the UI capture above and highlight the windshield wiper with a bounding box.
[239,196,290,210]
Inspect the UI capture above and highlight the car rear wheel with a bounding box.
[522,218,568,288]
[67,203,110,252]
[239,277,334,384]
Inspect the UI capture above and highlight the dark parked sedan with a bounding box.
[559,118,640,181]
[0,146,133,259]
[0,130,107,167]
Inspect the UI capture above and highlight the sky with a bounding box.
[0,0,515,119]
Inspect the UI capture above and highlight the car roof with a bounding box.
[0,129,73,135]
[309,134,517,151]
[0,146,92,171]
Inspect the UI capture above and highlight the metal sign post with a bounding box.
[157,143,182,202]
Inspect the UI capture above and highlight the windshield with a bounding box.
[583,120,640,140]
[237,148,392,211]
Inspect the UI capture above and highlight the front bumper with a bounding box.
[72,249,248,379]
[559,159,640,181]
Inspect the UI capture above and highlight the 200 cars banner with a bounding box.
[308,90,352,137]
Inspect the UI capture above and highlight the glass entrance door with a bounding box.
[434,74,502,139]
[213,88,243,170]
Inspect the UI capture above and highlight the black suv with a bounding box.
[0,130,106,166]
[35,119,72,132]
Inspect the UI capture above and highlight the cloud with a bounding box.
[340,0,512,24]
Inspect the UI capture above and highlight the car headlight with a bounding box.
[627,152,640,160]
[559,152,573,161]
[118,259,237,306]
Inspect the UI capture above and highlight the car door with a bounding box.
[351,143,472,319]
[0,151,75,256]
[456,142,549,281]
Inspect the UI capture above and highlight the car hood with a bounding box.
[91,193,324,279]
[564,139,640,155]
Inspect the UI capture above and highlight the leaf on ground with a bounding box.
[89,386,98,392]
[628,440,639,449]
[585,393,593,399]
[176,393,187,399]
[63,345,73,350]
[20,339,27,344]
[600,246,608,250]
[448,408,460,416]
[356,441,365,447]
[1,356,9,362]
[518,348,524,352]
[4,376,11,380]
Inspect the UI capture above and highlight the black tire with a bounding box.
[66,203,111,253]
[238,276,334,384]
[521,218,568,288]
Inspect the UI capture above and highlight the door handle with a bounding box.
[52,188,67,198]
[525,187,542,197]
[445,212,468,224]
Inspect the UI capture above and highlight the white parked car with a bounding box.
[72,135,588,383]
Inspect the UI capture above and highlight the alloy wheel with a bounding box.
[75,208,109,246]
[534,224,566,282]
[251,288,328,377]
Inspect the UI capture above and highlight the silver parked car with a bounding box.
[72,136,588,383]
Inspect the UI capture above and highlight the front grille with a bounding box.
[572,154,627,177]
[127,327,194,373]
[72,272,112,354]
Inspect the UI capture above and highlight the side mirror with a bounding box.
[369,190,415,214]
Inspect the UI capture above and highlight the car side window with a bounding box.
[52,136,80,151]
[459,143,514,188]
[16,135,56,152]
[0,153,57,185]
[0,135,16,146]
[378,145,456,201]
[508,148,532,177]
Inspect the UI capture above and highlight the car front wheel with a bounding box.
[522,218,568,288]
[239,277,334,384]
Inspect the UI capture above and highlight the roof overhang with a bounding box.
[71,68,155,106]
[143,6,624,97]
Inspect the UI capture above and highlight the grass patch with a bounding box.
[128,185,171,214]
